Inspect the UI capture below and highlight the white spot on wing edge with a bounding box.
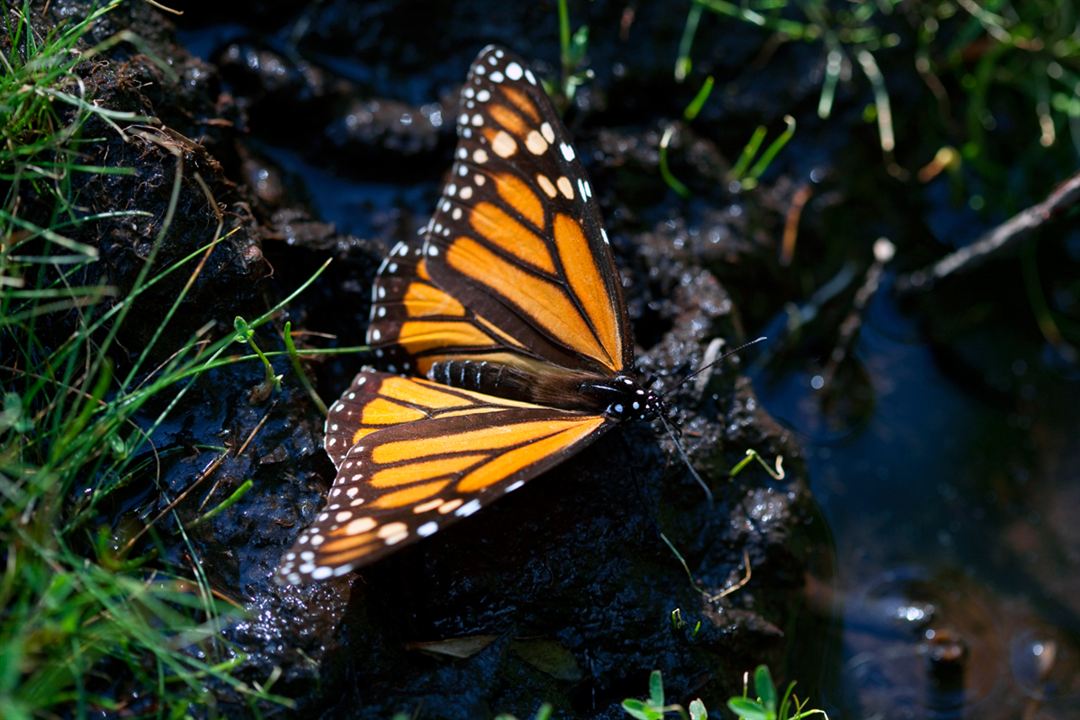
[455,499,482,517]
[384,531,409,546]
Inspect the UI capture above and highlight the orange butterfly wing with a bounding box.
[366,45,632,380]
[279,370,610,582]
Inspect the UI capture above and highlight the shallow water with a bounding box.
[754,280,1080,718]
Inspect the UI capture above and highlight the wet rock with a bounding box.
[239,146,289,210]
[322,97,445,173]
[826,569,1080,720]
[213,39,339,139]
[211,38,450,178]
[216,40,332,106]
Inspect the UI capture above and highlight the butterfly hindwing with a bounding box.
[367,45,632,379]
[280,370,612,582]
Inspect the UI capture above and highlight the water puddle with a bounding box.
[753,284,1080,718]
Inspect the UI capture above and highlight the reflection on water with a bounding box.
[752,283,1080,718]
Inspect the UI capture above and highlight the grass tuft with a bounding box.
[621,669,707,720]
[683,0,1078,203]
[554,0,592,106]
[728,665,828,720]
[0,4,333,715]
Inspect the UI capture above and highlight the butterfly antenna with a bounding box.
[657,413,714,504]
[664,336,768,397]
[653,336,766,503]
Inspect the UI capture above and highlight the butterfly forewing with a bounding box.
[280,370,612,582]
[368,45,632,378]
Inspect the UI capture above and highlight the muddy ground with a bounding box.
[17,0,1078,718]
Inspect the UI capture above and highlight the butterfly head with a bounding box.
[604,374,666,422]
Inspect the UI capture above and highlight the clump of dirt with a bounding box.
[22,1,831,716]
[9,2,267,355]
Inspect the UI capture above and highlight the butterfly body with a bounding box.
[426,358,662,420]
[278,45,668,584]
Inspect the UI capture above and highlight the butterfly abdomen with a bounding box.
[428,357,596,409]
[427,358,659,420]
[428,358,514,394]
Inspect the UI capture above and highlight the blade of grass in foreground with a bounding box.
[0,5,326,715]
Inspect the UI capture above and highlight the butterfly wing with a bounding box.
[367,45,633,379]
[279,370,612,583]
[362,237,536,379]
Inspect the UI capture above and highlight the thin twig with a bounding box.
[198,405,273,511]
[122,447,230,554]
[821,238,895,386]
[780,183,812,266]
[898,170,1080,294]
[710,548,752,601]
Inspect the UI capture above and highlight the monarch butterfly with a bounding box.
[277,45,680,585]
